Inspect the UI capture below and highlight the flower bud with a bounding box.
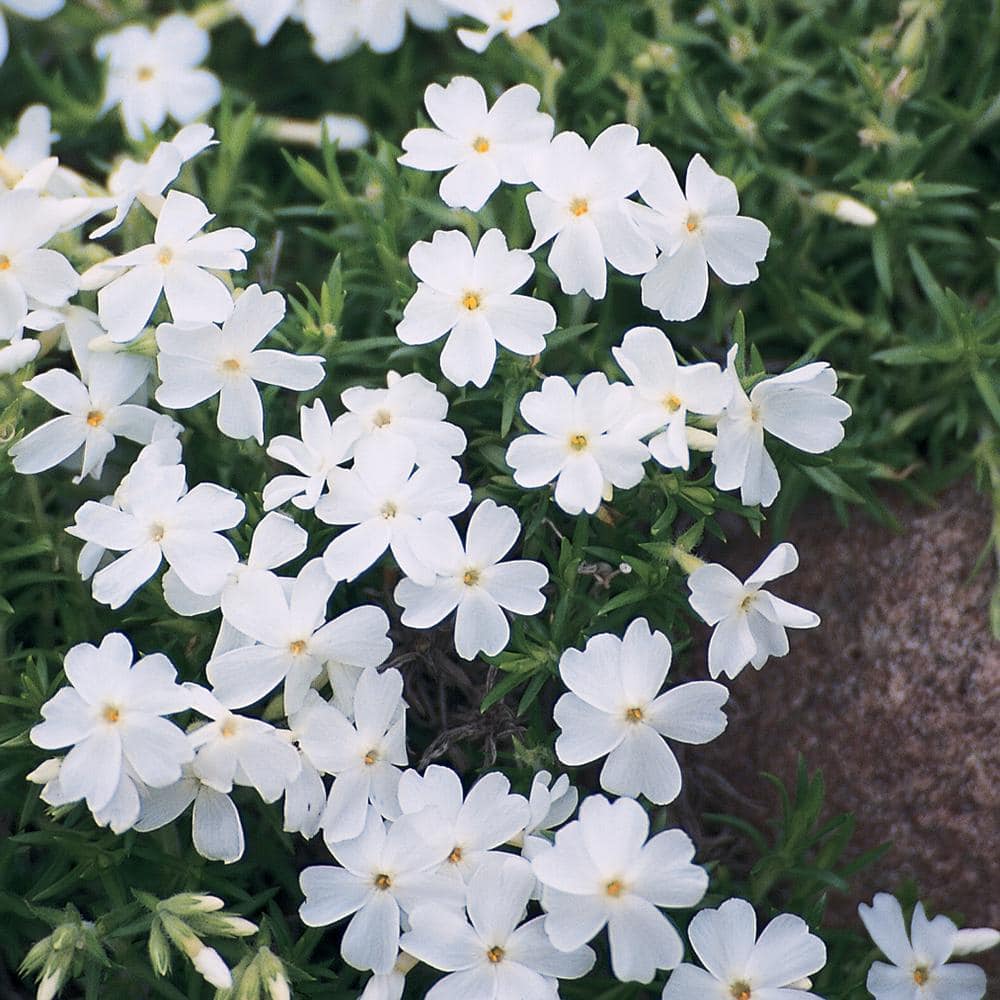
[812,192,878,227]
[670,547,706,575]
[36,968,63,1000]
[193,945,232,989]
[148,920,172,977]
[163,893,226,916]
[0,339,40,376]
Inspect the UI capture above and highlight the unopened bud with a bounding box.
[887,180,917,201]
[163,893,226,916]
[670,547,706,575]
[813,192,878,227]
[148,920,172,977]
[193,945,232,989]
[686,427,717,453]
[262,114,369,151]
[0,338,40,376]
[36,968,63,1000]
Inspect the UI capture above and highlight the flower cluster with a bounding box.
[7,3,996,999]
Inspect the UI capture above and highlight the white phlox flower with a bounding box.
[208,559,392,714]
[859,894,989,1000]
[29,633,192,817]
[292,666,407,843]
[612,325,729,470]
[518,769,578,859]
[283,703,332,840]
[554,617,729,805]
[319,436,471,586]
[505,373,649,515]
[11,355,159,482]
[532,794,708,984]
[264,399,358,512]
[94,14,221,141]
[396,765,530,881]
[0,188,79,342]
[662,897,827,1000]
[397,228,556,387]
[687,542,820,680]
[156,283,325,444]
[134,766,246,864]
[185,684,302,806]
[525,124,657,299]
[67,460,245,609]
[91,123,217,240]
[450,0,560,52]
[162,509,308,624]
[634,152,770,322]
[399,78,553,211]
[0,0,64,67]
[299,805,465,974]
[85,190,254,344]
[394,499,548,660]
[712,345,852,507]
[231,0,300,45]
[401,854,596,998]
[338,370,467,467]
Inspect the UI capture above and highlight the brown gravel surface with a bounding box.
[696,480,999,952]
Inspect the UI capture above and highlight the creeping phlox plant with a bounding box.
[1,1,997,999]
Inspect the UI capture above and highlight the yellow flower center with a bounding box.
[569,197,589,217]
[486,946,505,963]
[289,639,307,655]
[686,214,700,233]
[373,873,392,890]
[730,984,752,1000]
[663,394,683,413]
[157,248,173,266]
[102,705,121,724]
[222,358,242,372]
[373,408,392,427]
[913,968,930,987]
[605,879,625,897]
[447,846,463,864]
[462,569,480,587]
[220,718,239,739]
[0,255,10,271]
[150,524,166,543]
[86,410,105,427]
[472,136,491,154]
[498,7,514,22]
[625,706,644,723]
[136,66,156,82]
[363,749,378,766]
[569,433,588,451]
[380,501,398,519]
[461,291,482,311]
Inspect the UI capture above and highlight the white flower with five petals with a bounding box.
[687,542,820,679]
[397,228,556,388]
[450,0,559,52]
[554,618,729,805]
[399,78,553,211]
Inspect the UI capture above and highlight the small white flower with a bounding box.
[451,0,560,52]
[299,806,464,974]
[208,560,392,714]
[339,370,467,467]
[156,284,325,444]
[0,188,78,342]
[91,123,216,239]
[319,436,470,585]
[397,229,556,387]
[396,765,530,880]
[135,768,246,864]
[532,794,708,983]
[231,0,299,44]
[519,770,578,852]
[0,1,63,65]
[87,190,254,344]
[859,894,988,1000]
[525,124,657,299]
[688,542,820,680]
[30,633,192,814]
[505,373,648,515]
[185,685,302,804]
[95,14,221,141]
[402,854,595,998]
[68,459,244,609]
[394,499,548,660]
[399,78,553,211]
[12,357,159,482]
[662,898,826,1000]
[634,152,770,322]
[31,756,144,834]
[282,746,328,841]
[292,668,407,843]
[0,103,91,201]
[300,0,450,61]
[713,346,852,507]
[554,618,729,805]
[264,399,358,512]
[612,325,729,470]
